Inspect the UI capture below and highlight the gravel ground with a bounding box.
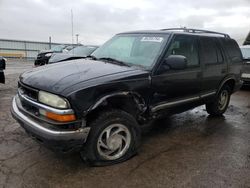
[0,60,250,188]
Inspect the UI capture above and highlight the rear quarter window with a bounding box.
[223,39,242,63]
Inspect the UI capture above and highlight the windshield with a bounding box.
[69,46,97,56]
[240,47,250,59]
[51,45,66,52]
[92,34,169,68]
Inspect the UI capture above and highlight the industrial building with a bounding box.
[0,35,246,60]
[0,39,69,59]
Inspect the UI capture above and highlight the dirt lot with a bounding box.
[0,60,250,188]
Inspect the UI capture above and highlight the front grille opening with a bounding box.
[18,82,38,101]
[21,99,40,115]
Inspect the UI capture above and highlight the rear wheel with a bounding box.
[206,85,231,116]
[81,109,141,166]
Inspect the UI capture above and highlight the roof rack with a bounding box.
[160,28,230,38]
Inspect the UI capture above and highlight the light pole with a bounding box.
[49,36,51,49]
[76,34,79,44]
[71,9,74,45]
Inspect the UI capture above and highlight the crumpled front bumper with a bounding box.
[11,96,90,152]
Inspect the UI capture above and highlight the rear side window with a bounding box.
[200,37,223,64]
[223,39,242,63]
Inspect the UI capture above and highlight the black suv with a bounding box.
[11,28,243,166]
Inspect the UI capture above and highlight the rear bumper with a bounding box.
[242,80,250,86]
[11,96,90,152]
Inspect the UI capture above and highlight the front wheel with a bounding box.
[206,85,231,116]
[81,109,141,166]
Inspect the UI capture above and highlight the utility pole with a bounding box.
[76,34,79,44]
[71,9,74,45]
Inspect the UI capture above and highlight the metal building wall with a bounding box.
[0,39,63,59]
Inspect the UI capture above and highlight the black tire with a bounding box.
[80,109,141,166]
[206,85,231,116]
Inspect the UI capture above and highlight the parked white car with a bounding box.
[240,46,250,85]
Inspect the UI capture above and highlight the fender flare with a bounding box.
[217,76,236,94]
[85,91,147,115]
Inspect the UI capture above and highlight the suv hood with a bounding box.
[20,59,145,94]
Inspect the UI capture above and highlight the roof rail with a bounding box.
[160,28,230,38]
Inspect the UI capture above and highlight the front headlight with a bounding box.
[45,53,52,57]
[38,91,69,109]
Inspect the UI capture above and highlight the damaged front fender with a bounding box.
[84,91,147,116]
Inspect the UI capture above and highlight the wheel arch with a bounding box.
[84,91,147,123]
[217,76,236,94]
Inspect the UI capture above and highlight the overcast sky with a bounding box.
[0,0,250,45]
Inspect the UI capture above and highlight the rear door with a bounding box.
[199,37,227,96]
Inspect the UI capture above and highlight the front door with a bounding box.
[150,34,202,113]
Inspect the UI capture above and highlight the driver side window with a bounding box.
[166,35,199,67]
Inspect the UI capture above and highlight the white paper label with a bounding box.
[141,37,163,43]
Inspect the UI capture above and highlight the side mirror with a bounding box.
[164,55,187,70]
[0,58,6,70]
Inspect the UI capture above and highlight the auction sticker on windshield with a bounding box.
[141,37,163,43]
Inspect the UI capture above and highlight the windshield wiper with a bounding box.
[98,57,130,67]
[85,55,97,60]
